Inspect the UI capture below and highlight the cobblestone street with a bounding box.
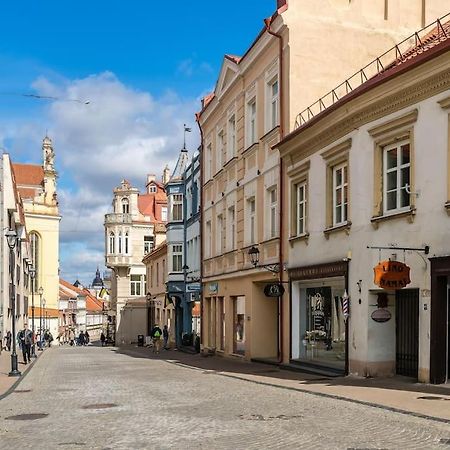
[0,346,449,450]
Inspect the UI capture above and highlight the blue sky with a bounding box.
[0,0,275,284]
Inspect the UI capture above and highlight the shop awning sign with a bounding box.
[373,260,411,290]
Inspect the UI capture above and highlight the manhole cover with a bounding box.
[82,403,118,410]
[5,413,48,421]
[14,389,32,393]
[417,396,449,401]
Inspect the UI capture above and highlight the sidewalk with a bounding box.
[115,345,450,422]
[0,347,41,398]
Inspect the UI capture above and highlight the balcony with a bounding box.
[104,213,133,225]
[106,254,132,267]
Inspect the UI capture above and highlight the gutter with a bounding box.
[264,16,285,364]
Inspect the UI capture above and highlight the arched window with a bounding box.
[118,232,122,254]
[109,232,115,254]
[30,232,40,291]
[124,232,129,254]
[122,198,129,214]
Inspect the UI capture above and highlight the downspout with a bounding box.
[265,17,285,364]
[195,113,204,351]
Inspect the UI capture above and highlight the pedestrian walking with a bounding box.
[78,331,85,346]
[5,330,11,351]
[163,325,169,350]
[150,324,162,354]
[18,323,33,364]
[100,332,106,347]
[85,330,90,345]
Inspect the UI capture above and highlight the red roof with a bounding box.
[224,54,241,64]
[12,163,44,186]
[137,192,167,221]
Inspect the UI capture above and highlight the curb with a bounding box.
[0,349,46,402]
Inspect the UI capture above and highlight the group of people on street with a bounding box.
[56,329,90,346]
[150,324,169,354]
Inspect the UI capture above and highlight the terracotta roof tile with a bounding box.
[12,163,44,187]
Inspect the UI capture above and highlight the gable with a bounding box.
[216,57,239,97]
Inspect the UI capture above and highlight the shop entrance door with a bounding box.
[395,289,419,378]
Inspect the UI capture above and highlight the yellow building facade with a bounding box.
[197,0,449,363]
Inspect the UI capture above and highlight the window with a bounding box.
[206,143,212,180]
[109,232,115,254]
[148,184,157,193]
[161,206,168,222]
[156,263,159,285]
[268,187,277,238]
[296,182,307,236]
[217,130,224,172]
[118,232,122,254]
[130,275,143,296]
[383,141,410,213]
[121,198,129,214]
[227,115,236,159]
[144,236,154,254]
[205,220,212,258]
[268,78,279,130]
[247,197,256,244]
[216,214,223,255]
[30,232,40,290]
[247,98,257,146]
[124,232,129,254]
[332,163,348,225]
[171,244,183,272]
[227,206,236,250]
[171,194,183,221]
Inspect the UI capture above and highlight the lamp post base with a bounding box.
[8,354,21,377]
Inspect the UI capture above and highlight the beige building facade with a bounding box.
[143,241,175,345]
[198,0,450,362]
[105,175,167,344]
[277,19,450,382]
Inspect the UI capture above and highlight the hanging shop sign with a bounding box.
[371,308,392,323]
[373,260,411,290]
[264,283,285,297]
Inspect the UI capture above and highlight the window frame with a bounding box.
[267,187,278,239]
[296,182,307,237]
[332,162,348,227]
[246,97,257,147]
[227,114,236,160]
[171,194,183,222]
[171,244,183,273]
[247,197,256,245]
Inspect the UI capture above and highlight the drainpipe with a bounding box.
[264,17,285,364]
[195,113,204,351]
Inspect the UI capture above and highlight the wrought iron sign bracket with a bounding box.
[367,245,430,255]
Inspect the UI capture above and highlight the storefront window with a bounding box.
[298,286,346,370]
[234,296,246,355]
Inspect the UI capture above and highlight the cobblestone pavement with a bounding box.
[0,347,449,450]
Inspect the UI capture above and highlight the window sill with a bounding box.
[371,208,416,228]
[242,142,259,155]
[223,156,238,169]
[261,236,279,245]
[323,221,352,239]
[289,233,309,246]
[213,168,224,178]
[260,125,280,143]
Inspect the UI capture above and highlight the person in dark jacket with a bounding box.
[163,325,169,350]
[18,323,33,364]
[78,331,86,346]
[100,332,106,347]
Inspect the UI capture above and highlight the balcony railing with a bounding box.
[294,14,450,129]
[106,254,132,267]
[104,213,133,224]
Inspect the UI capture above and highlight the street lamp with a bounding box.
[38,287,43,351]
[146,292,152,336]
[29,265,36,357]
[247,245,281,274]
[5,229,20,377]
[43,298,46,333]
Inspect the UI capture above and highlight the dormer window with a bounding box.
[148,184,157,193]
[122,198,130,214]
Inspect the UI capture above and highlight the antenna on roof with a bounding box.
[183,124,191,151]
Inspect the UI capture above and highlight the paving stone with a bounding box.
[0,346,448,449]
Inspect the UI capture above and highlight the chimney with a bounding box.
[162,165,170,184]
[146,174,156,193]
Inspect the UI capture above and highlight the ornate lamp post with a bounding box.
[38,287,43,350]
[29,266,36,356]
[5,229,20,377]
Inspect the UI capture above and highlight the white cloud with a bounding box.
[21,71,201,284]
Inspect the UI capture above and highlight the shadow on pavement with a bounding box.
[109,345,450,397]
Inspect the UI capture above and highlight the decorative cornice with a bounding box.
[321,138,352,162]
[368,109,418,138]
[438,95,450,110]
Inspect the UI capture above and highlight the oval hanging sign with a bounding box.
[373,260,411,290]
[371,308,392,323]
[264,283,285,297]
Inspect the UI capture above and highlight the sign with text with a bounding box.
[373,260,411,290]
[264,283,285,297]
